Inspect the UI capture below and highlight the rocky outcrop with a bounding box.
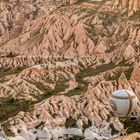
[0,0,140,139]
[1,64,140,139]
[116,0,140,15]
[131,65,140,82]
[0,0,139,69]
[113,132,140,140]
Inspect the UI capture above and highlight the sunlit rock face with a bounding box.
[0,0,140,139]
[63,0,78,5]
[112,133,140,140]
[116,0,140,13]
[127,0,140,12]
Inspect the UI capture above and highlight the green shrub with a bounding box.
[65,118,77,128]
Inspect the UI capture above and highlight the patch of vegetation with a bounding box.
[106,45,117,53]
[124,117,140,134]
[129,10,140,20]
[35,121,45,129]
[106,65,133,81]
[25,79,48,93]
[66,60,132,96]
[66,85,87,97]
[124,67,134,80]
[78,0,86,2]
[25,77,68,100]
[102,13,118,26]
[0,66,27,78]
[76,62,116,80]
[65,118,77,128]
[65,66,89,96]
[21,70,70,101]
[0,97,36,136]
[0,97,34,123]
[83,120,92,131]
[0,77,7,83]
[106,72,121,81]
[109,123,119,135]
[2,122,15,137]
[42,90,56,99]
[68,135,85,140]
[6,52,17,58]
[42,80,68,98]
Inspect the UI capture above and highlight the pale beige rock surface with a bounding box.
[0,0,140,139]
[113,132,140,140]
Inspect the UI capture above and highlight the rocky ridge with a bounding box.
[0,0,140,140]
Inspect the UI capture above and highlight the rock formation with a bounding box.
[113,132,140,140]
[116,0,140,14]
[0,0,140,139]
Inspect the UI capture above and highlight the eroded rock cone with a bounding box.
[0,0,140,139]
[131,65,140,82]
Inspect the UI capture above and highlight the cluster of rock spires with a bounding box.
[116,0,140,14]
[0,0,78,36]
[0,0,140,140]
[1,64,140,140]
